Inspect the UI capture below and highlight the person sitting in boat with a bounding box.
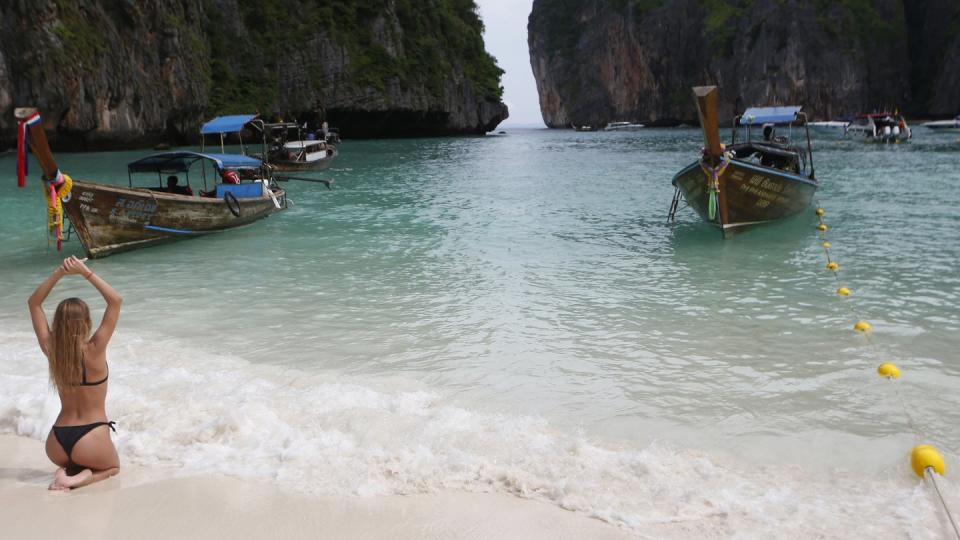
[166,176,193,196]
[757,124,798,172]
[762,123,790,145]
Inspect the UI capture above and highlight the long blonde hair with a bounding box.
[49,298,91,391]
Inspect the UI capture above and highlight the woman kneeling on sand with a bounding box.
[28,256,123,491]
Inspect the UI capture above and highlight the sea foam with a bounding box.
[0,328,953,538]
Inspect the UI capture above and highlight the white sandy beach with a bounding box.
[0,435,636,540]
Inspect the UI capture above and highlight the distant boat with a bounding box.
[922,116,960,132]
[255,122,339,172]
[571,123,597,132]
[807,120,849,131]
[200,115,339,172]
[603,121,645,131]
[15,108,288,258]
[844,112,911,142]
[668,87,819,237]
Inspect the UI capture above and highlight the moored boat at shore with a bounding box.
[14,108,288,258]
[668,87,819,237]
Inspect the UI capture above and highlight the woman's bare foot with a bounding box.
[49,467,92,491]
[49,468,70,491]
[60,468,92,489]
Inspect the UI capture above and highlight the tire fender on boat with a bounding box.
[224,191,241,217]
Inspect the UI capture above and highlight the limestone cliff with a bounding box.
[0,0,507,150]
[528,0,960,127]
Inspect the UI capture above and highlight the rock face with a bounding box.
[0,0,507,150]
[528,0,960,127]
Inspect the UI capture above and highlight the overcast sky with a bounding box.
[475,0,545,127]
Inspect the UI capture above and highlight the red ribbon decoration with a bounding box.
[16,119,26,188]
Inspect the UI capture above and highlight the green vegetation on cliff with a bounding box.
[204,0,503,115]
[701,0,749,54]
[814,0,904,45]
[50,0,107,65]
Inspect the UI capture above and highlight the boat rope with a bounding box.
[698,152,728,221]
[813,200,959,538]
[929,469,960,539]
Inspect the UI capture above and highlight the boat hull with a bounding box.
[845,131,911,143]
[270,157,334,172]
[64,180,286,257]
[672,159,818,237]
[924,119,960,131]
[266,147,338,172]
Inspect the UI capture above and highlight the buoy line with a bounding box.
[930,469,960,538]
[813,201,960,538]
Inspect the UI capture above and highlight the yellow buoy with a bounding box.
[817,224,828,232]
[826,262,839,271]
[821,241,831,249]
[837,287,851,296]
[877,362,900,379]
[854,321,872,332]
[911,445,946,478]
[815,208,825,217]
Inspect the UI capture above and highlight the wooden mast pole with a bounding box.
[14,107,60,179]
[693,86,723,163]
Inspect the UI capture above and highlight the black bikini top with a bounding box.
[80,363,108,386]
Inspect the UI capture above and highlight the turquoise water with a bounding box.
[2,128,959,536]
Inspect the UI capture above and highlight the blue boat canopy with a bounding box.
[127,151,262,174]
[740,106,802,125]
[200,114,258,135]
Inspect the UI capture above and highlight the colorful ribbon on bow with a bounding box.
[16,112,40,188]
[44,169,73,251]
[698,152,729,222]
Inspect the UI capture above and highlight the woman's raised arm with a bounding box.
[62,257,123,351]
[27,261,68,355]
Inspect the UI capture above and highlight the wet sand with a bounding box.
[0,434,634,540]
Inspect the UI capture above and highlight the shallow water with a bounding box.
[1,127,959,536]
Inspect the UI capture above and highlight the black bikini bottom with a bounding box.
[53,421,116,459]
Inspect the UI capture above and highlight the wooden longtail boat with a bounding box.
[200,116,339,172]
[14,107,288,258]
[263,137,338,172]
[668,87,819,237]
[257,122,338,172]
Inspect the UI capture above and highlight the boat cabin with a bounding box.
[126,151,271,199]
[729,106,815,179]
[280,139,334,162]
